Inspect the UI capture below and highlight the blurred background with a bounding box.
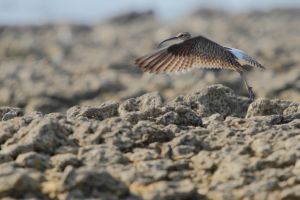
[0,0,299,113]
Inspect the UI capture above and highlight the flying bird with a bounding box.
[135,32,265,101]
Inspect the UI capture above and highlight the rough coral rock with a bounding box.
[0,84,299,199]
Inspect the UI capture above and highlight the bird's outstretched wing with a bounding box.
[135,36,242,73]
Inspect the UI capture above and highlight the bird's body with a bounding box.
[135,32,265,100]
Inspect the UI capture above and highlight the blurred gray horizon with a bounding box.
[0,0,300,25]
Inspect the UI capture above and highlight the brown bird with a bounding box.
[135,32,265,101]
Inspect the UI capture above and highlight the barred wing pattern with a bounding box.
[135,36,242,73]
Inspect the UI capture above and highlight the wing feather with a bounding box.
[226,47,265,69]
[135,35,244,73]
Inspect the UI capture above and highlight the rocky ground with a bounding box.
[0,8,300,200]
[0,85,300,199]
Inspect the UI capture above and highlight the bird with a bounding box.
[134,32,265,101]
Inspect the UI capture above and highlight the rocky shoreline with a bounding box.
[0,85,300,199]
[0,8,300,200]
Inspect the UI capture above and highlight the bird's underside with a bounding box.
[135,34,265,101]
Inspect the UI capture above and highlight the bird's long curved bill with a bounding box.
[157,36,178,48]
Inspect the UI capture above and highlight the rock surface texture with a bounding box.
[0,85,300,200]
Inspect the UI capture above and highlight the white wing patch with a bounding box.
[229,48,245,58]
[226,47,265,69]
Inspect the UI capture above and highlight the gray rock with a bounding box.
[174,106,202,126]
[126,148,159,162]
[119,92,164,124]
[157,106,202,126]
[266,149,297,168]
[96,117,135,150]
[50,153,81,171]
[191,151,217,171]
[281,185,300,200]
[171,145,196,159]
[186,84,249,118]
[0,167,44,199]
[0,107,23,121]
[156,111,181,125]
[162,133,207,160]
[137,92,164,111]
[119,92,163,114]
[210,155,249,187]
[246,98,296,118]
[0,112,43,145]
[66,101,119,120]
[283,104,300,115]
[2,118,76,157]
[251,139,273,157]
[78,144,129,166]
[16,152,49,171]
[132,121,174,146]
[130,179,197,200]
[57,166,129,199]
[25,97,66,114]
[0,153,13,164]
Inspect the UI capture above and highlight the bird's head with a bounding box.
[176,32,192,40]
[158,32,192,48]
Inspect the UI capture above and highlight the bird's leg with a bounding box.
[239,71,255,101]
